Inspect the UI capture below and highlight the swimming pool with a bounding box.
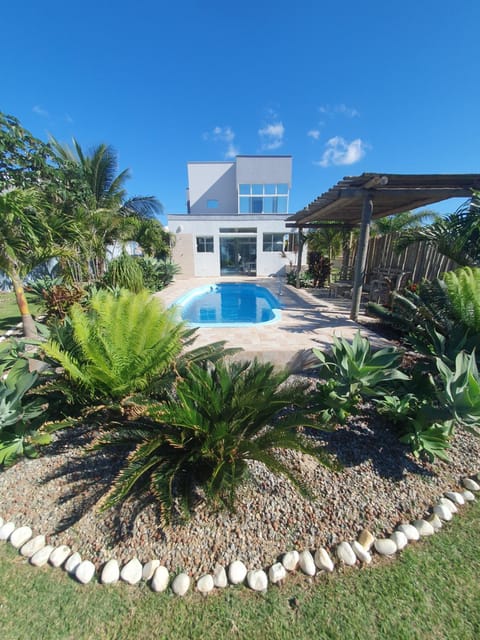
[173,283,282,327]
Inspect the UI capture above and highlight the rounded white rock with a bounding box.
[445,491,465,505]
[196,574,214,594]
[30,545,54,567]
[268,562,287,584]
[396,523,420,541]
[462,490,475,502]
[49,545,71,568]
[101,559,120,585]
[213,565,228,588]
[20,535,45,558]
[413,519,435,536]
[151,565,169,592]
[463,477,480,492]
[390,530,408,550]
[64,552,82,574]
[75,560,96,585]
[314,548,334,572]
[142,559,160,581]
[228,560,247,585]
[9,526,32,549]
[374,538,397,555]
[120,558,143,585]
[433,504,453,521]
[247,569,268,592]
[282,550,299,572]
[0,521,16,541]
[172,572,190,596]
[336,541,356,566]
[438,497,458,513]
[0,517,3,528]
[298,550,316,576]
[352,540,372,563]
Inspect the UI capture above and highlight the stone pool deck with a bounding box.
[155,277,389,371]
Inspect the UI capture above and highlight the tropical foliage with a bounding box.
[94,359,336,523]
[102,252,145,293]
[43,289,189,402]
[312,331,407,424]
[396,192,480,266]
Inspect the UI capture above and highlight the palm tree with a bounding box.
[396,193,480,266]
[49,137,169,281]
[372,209,438,236]
[0,189,76,337]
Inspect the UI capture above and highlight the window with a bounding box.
[263,233,298,252]
[238,183,289,214]
[196,236,214,253]
[207,199,218,209]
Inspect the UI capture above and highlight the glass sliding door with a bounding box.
[220,237,256,275]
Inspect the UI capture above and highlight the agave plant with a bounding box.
[43,289,190,402]
[312,331,407,424]
[0,359,50,466]
[94,359,336,523]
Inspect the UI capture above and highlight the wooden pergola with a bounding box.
[287,173,480,320]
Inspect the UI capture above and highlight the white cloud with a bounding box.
[203,126,239,158]
[32,105,49,117]
[315,136,367,167]
[258,121,285,150]
[318,104,359,118]
[307,129,321,140]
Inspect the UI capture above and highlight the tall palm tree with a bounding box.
[396,193,480,267]
[49,137,168,280]
[0,189,77,337]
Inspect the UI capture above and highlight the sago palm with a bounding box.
[95,359,336,523]
[44,289,189,401]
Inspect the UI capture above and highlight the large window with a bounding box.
[196,236,214,253]
[262,233,298,252]
[238,183,289,214]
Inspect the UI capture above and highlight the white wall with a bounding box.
[168,214,306,278]
[187,162,237,214]
[236,156,292,188]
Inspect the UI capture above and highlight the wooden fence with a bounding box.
[364,232,457,284]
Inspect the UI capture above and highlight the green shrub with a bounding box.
[377,350,480,461]
[103,252,144,292]
[43,289,189,402]
[443,267,480,332]
[137,256,180,291]
[94,359,337,523]
[307,251,331,287]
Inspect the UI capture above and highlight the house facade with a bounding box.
[167,155,305,278]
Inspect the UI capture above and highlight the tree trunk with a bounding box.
[10,269,37,338]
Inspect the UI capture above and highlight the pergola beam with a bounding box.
[350,194,373,321]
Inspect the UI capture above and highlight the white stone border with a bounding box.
[0,475,479,595]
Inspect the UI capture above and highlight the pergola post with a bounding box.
[295,226,305,288]
[350,194,373,321]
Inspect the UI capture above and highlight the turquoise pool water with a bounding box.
[173,283,282,327]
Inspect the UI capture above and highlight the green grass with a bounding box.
[0,292,43,333]
[0,499,479,640]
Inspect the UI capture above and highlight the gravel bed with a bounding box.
[1,399,479,578]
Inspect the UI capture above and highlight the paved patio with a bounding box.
[155,277,388,371]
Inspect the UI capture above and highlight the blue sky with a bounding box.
[3,0,479,223]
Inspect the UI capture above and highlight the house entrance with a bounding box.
[220,237,257,275]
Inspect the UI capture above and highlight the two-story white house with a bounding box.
[167,155,305,278]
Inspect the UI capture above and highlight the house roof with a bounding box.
[287,173,480,226]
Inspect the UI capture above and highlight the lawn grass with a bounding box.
[0,499,479,640]
[0,292,43,333]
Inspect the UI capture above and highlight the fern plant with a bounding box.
[443,267,480,333]
[94,359,337,523]
[44,289,190,402]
